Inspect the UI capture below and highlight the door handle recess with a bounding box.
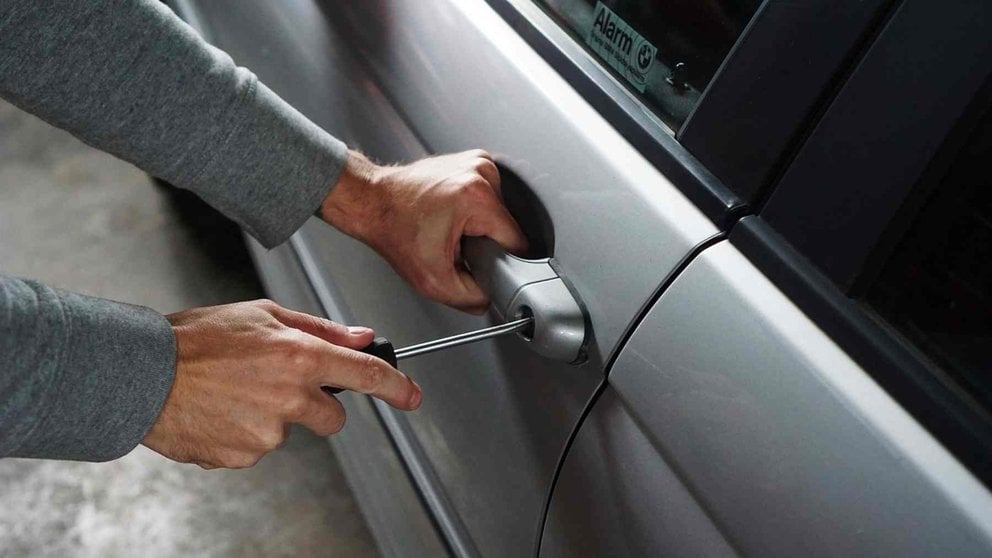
[463,237,587,363]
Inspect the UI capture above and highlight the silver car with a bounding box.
[166,0,992,556]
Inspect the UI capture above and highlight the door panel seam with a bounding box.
[535,231,726,557]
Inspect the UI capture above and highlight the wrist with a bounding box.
[320,150,385,241]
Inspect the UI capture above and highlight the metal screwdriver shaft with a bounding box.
[394,317,534,360]
[325,317,535,394]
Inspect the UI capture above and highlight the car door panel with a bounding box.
[312,2,719,554]
[173,0,718,554]
[544,240,992,556]
[541,386,737,558]
[171,0,992,555]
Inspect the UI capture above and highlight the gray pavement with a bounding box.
[0,100,380,557]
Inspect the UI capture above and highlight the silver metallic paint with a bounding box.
[542,387,737,557]
[546,241,992,556]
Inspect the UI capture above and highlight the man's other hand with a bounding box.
[320,150,529,315]
[143,300,421,469]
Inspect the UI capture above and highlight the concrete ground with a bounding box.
[0,100,380,557]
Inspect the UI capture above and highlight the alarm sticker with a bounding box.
[585,2,657,92]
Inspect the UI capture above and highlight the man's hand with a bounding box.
[143,300,421,469]
[320,150,529,314]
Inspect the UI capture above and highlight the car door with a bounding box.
[544,0,992,555]
[279,3,725,555]
[167,0,733,554]
[164,0,929,554]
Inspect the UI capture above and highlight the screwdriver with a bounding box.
[323,317,534,394]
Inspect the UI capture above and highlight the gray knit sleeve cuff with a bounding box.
[1,279,176,462]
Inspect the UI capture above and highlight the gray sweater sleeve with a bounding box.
[0,0,349,247]
[0,0,349,460]
[0,277,177,461]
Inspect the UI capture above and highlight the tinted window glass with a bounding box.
[536,0,761,129]
[867,104,992,409]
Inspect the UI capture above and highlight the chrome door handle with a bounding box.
[462,237,587,363]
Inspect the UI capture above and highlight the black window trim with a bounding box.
[482,0,897,224]
[679,0,897,205]
[736,0,992,486]
[483,0,745,227]
[760,0,992,294]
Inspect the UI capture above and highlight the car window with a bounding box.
[865,103,992,411]
[535,0,762,129]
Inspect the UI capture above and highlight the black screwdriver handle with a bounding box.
[323,337,398,395]
[361,337,399,368]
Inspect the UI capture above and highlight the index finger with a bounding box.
[464,198,530,255]
[268,305,375,349]
[315,344,423,411]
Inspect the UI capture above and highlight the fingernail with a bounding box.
[409,381,423,409]
[348,326,373,335]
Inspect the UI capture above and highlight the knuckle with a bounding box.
[408,267,439,297]
[468,176,491,193]
[280,393,309,419]
[258,427,288,452]
[315,316,341,332]
[280,338,319,369]
[330,412,347,435]
[289,349,316,370]
[271,328,301,349]
[416,273,445,302]
[358,357,386,393]
[323,321,349,339]
[252,298,278,312]
[323,410,347,436]
[475,158,497,174]
[456,175,488,195]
